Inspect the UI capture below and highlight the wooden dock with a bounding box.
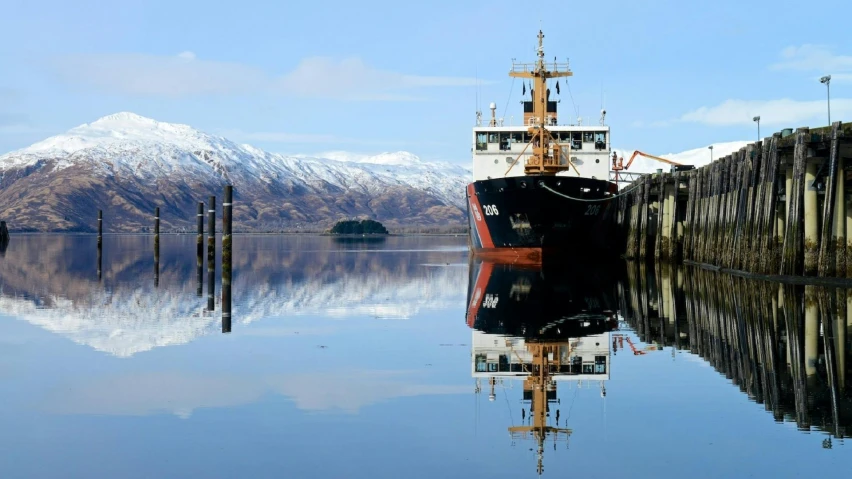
[616,121,852,278]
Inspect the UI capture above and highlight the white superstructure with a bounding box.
[471,90,612,183]
[471,330,611,381]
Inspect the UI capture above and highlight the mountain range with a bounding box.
[0,112,752,233]
[0,112,472,232]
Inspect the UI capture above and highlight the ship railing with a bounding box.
[510,61,571,74]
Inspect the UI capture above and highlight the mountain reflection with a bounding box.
[0,235,467,356]
[622,261,851,442]
[466,258,620,475]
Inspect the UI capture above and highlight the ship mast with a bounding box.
[508,342,573,475]
[510,30,573,176]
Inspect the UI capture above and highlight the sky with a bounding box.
[0,0,850,164]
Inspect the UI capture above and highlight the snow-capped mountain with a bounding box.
[0,112,472,232]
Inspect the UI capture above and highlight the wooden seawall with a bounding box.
[616,121,852,278]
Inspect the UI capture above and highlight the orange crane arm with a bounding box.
[623,150,683,170]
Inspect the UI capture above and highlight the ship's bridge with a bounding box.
[471,330,611,381]
[471,123,611,182]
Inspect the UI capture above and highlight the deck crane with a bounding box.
[611,150,690,183]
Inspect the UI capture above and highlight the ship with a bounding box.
[466,30,620,263]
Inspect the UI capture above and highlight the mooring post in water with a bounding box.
[197,202,204,258]
[207,195,216,312]
[222,185,232,333]
[223,185,232,270]
[154,207,160,287]
[208,195,215,261]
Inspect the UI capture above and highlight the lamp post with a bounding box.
[708,145,713,163]
[753,116,760,142]
[820,75,831,125]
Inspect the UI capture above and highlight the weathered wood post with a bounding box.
[222,185,232,333]
[803,128,818,275]
[154,207,160,288]
[781,129,808,276]
[818,122,842,276]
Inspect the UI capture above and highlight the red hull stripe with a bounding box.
[466,260,494,328]
[470,247,544,266]
[466,184,495,248]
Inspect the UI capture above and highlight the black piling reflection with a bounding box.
[222,185,232,333]
[0,221,9,257]
[97,210,102,281]
[154,206,160,288]
[619,260,852,438]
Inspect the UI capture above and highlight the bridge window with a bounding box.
[583,132,594,143]
[594,355,607,373]
[476,133,487,151]
[572,132,582,150]
[594,132,606,150]
[488,132,499,143]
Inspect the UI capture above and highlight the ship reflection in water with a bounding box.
[466,258,620,475]
[1,236,852,476]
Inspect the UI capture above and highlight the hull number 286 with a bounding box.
[585,205,601,216]
[483,204,499,216]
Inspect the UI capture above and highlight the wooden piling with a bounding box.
[818,122,842,276]
[782,129,808,276]
[617,122,852,279]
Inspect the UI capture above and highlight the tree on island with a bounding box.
[329,219,389,235]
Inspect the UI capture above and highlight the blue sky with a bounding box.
[1,0,850,163]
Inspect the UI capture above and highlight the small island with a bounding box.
[329,219,389,235]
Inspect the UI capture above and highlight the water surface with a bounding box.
[0,235,848,478]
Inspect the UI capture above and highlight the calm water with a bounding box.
[0,234,849,478]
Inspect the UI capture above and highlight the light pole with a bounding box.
[753,116,760,141]
[708,145,713,163]
[820,75,831,125]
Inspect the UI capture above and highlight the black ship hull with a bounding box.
[465,258,619,341]
[466,175,621,263]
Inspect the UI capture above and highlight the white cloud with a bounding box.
[50,51,483,100]
[679,98,849,127]
[771,44,852,77]
[38,370,468,417]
